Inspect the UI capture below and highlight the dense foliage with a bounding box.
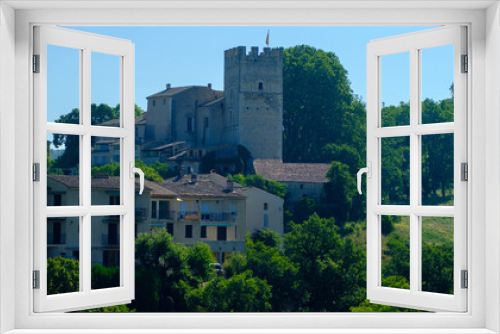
[231,174,287,198]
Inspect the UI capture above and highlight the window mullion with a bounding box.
[81,48,92,294]
[409,47,421,294]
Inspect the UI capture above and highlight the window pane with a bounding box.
[381,52,410,127]
[47,45,80,124]
[381,136,410,205]
[381,215,410,289]
[91,216,121,290]
[91,137,120,205]
[159,201,170,219]
[422,134,454,206]
[47,216,80,295]
[421,217,454,294]
[47,133,80,206]
[91,52,121,127]
[421,45,454,124]
[151,201,157,219]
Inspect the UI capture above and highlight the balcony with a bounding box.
[102,235,120,246]
[201,212,237,222]
[178,211,200,221]
[176,211,237,222]
[151,211,176,221]
[47,233,66,245]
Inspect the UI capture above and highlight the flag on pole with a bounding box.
[266,30,270,46]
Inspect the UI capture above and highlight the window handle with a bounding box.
[357,162,372,195]
[130,162,144,195]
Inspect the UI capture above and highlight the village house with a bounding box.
[252,159,331,202]
[47,172,283,265]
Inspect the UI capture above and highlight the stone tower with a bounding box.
[224,46,283,160]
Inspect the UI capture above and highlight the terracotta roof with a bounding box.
[47,174,242,198]
[47,175,176,196]
[253,159,331,183]
[161,175,245,199]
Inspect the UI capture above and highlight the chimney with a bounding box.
[166,83,171,90]
[208,83,212,89]
[227,180,234,193]
[191,174,198,183]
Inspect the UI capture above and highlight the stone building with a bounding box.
[252,159,331,202]
[46,172,283,266]
[142,46,284,166]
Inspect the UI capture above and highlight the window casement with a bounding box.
[360,26,468,312]
[33,25,140,312]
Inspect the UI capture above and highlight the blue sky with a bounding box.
[47,26,453,123]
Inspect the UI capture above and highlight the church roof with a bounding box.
[253,159,331,183]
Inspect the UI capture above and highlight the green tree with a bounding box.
[285,214,366,311]
[186,242,216,282]
[134,230,212,312]
[91,162,120,177]
[383,234,410,284]
[232,174,287,198]
[47,256,79,295]
[91,264,120,289]
[186,271,272,312]
[422,243,454,294]
[323,161,357,225]
[283,45,365,163]
[150,161,177,179]
[134,159,164,182]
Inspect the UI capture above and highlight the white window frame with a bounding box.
[365,26,467,312]
[1,1,499,333]
[32,25,136,313]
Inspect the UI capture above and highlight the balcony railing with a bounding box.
[178,211,200,221]
[151,211,176,220]
[178,211,237,222]
[102,235,120,246]
[47,233,66,245]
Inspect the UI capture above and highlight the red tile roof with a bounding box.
[253,159,331,183]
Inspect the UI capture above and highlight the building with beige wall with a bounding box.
[47,172,283,266]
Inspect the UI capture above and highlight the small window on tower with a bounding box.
[187,116,193,132]
[152,100,156,107]
[258,82,263,90]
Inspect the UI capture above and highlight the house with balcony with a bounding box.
[158,173,247,263]
[47,171,283,266]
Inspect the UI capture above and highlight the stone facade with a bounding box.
[143,46,284,161]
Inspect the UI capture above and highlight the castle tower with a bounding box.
[224,46,283,160]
